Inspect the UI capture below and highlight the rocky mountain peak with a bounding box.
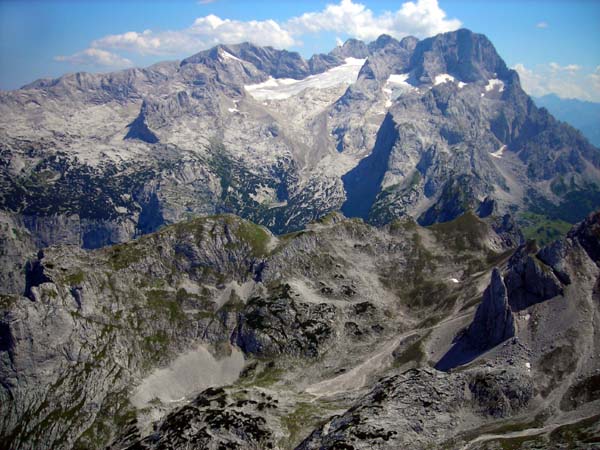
[329,37,370,59]
[181,42,311,79]
[410,28,510,83]
[368,34,399,51]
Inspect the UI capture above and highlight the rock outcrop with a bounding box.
[467,268,515,349]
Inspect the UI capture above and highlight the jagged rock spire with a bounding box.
[467,268,515,349]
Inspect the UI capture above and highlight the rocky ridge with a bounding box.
[1,210,599,449]
[1,29,599,250]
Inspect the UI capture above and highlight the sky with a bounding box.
[1,0,599,101]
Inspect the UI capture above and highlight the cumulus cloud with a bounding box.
[287,0,461,41]
[56,0,460,66]
[514,62,600,102]
[549,62,581,73]
[536,21,549,29]
[190,15,297,48]
[88,14,296,56]
[90,14,292,58]
[54,48,133,68]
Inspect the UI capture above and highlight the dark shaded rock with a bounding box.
[468,370,534,417]
[124,111,158,144]
[536,239,572,284]
[467,268,515,350]
[568,210,600,265]
[342,113,398,218]
[234,285,336,358]
[504,252,563,311]
[560,374,600,411]
[489,213,525,249]
[436,268,515,371]
[24,252,52,300]
[119,387,276,449]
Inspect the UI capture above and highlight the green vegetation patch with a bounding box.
[73,390,136,450]
[64,270,85,285]
[235,220,270,257]
[146,289,185,322]
[280,402,326,448]
[0,294,19,309]
[429,211,489,252]
[107,242,144,270]
[392,333,429,367]
[520,212,572,246]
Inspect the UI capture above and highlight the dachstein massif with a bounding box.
[1,29,599,449]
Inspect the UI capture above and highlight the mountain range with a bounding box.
[1,28,600,450]
[1,29,599,250]
[534,94,600,148]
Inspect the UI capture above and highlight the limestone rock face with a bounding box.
[2,29,599,250]
[467,268,515,349]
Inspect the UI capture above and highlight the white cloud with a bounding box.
[536,21,549,29]
[589,66,600,93]
[198,0,216,4]
[56,0,460,64]
[549,62,581,73]
[88,15,296,56]
[54,48,133,68]
[514,62,600,102]
[190,15,297,48]
[287,0,461,41]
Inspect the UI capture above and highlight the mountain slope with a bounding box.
[1,29,599,250]
[1,210,598,449]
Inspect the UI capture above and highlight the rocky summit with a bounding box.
[1,26,600,450]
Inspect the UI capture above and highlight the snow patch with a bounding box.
[249,185,277,204]
[219,48,243,63]
[383,73,416,107]
[228,107,239,113]
[450,278,460,284]
[245,58,365,101]
[434,73,455,85]
[490,145,506,159]
[388,73,412,85]
[485,78,505,92]
[457,81,467,89]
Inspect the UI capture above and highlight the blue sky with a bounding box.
[1,0,599,100]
